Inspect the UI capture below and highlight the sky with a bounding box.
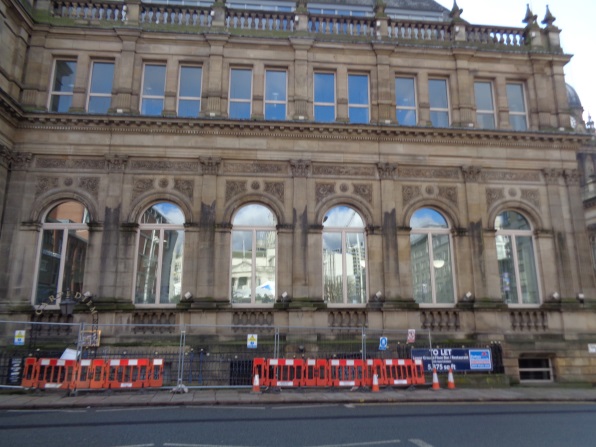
[435,0,596,126]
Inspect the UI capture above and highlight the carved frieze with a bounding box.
[0,146,11,167]
[174,179,194,200]
[313,165,375,177]
[520,189,540,208]
[462,166,482,183]
[353,183,373,204]
[402,185,422,205]
[79,177,100,198]
[486,187,505,209]
[483,170,541,183]
[106,154,128,172]
[290,159,311,177]
[224,161,285,174]
[398,167,460,179]
[226,180,247,202]
[130,160,199,172]
[264,181,285,203]
[35,176,59,196]
[377,162,397,180]
[438,186,458,206]
[200,157,221,175]
[315,182,335,203]
[36,158,105,170]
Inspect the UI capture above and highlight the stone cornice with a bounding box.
[16,114,590,149]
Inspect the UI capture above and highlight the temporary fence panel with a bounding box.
[383,359,411,386]
[411,359,426,385]
[329,359,364,387]
[21,357,38,388]
[365,359,384,387]
[303,358,328,387]
[37,358,77,390]
[148,359,164,387]
[106,359,149,389]
[266,358,304,387]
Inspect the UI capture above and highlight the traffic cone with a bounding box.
[372,373,380,393]
[432,368,440,390]
[447,368,456,390]
[252,374,261,394]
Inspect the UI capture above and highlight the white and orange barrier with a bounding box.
[265,358,304,387]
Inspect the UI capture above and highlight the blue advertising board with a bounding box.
[411,348,492,372]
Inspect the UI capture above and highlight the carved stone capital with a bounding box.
[290,159,311,177]
[200,157,221,175]
[0,145,11,168]
[276,223,294,232]
[564,169,580,186]
[106,154,128,172]
[377,162,397,180]
[12,152,33,170]
[462,165,482,183]
[120,222,139,232]
[543,168,563,185]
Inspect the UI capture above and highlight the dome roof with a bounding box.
[567,83,583,109]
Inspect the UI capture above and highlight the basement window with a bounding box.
[518,357,554,382]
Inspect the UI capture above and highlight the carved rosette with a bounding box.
[462,166,482,183]
[486,187,505,209]
[133,178,155,200]
[200,157,221,175]
[225,180,247,203]
[174,179,194,200]
[264,181,285,203]
[402,185,422,206]
[106,154,128,172]
[315,182,335,204]
[12,152,33,170]
[79,177,100,199]
[352,183,373,204]
[520,189,540,209]
[542,168,563,185]
[377,162,397,180]
[35,176,59,197]
[438,186,458,206]
[290,159,311,177]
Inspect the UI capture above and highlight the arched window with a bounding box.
[410,208,455,305]
[134,202,185,305]
[231,204,277,305]
[495,210,540,305]
[322,206,367,305]
[34,201,90,305]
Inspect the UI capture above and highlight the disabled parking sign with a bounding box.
[379,337,388,351]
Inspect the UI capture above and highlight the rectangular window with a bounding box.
[229,68,252,119]
[507,83,528,131]
[395,77,417,126]
[518,358,553,382]
[429,79,450,127]
[141,64,166,116]
[314,72,336,123]
[87,61,114,114]
[49,60,77,112]
[264,70,287,120]
[178,66,202,118]
[348,74,369,124]
[474,81,496,129]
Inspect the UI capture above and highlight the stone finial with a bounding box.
[541,5,556,27]
[523,4,537,26]
[374,0,386,17]
[449,0,464,21]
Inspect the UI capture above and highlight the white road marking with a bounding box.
[272,404,338,410]
[306,440,401,447]
[409,439,434,447]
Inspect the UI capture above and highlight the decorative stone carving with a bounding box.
[521,188,540,208]
[315,182,335,203]
[200,157,221,175]
[106,154,128,172]
[438,186,458,206]
[158,178,169,188]
[402,185,422,205]
[486,187,505,208]
[0,146,11,167]
[508,188,518,197]
[398,167,460,179]
[377,162,397,180]
[224,161,285,174]
[130,160,199,172]
[542,168,563,185]
[328,310,368,328]
[12,152,33,170]
[251,181,261,190]
[564,169,580,186]
[420,310,460,331]
[63,177,73,186]
[174,179,194,200]
[290,159,311,177]
[36,158,105,170]
[462,166,482,183]
[264,181,285,203]
[225,180,247,202]
[313,165,375,177]
[35,176,59,196]
[425,185,435,195]
[510,310,548,331]
[340,183,349,192]
[353,183,373,203]
[79,177,100,198]
[133,178,155,200]
[232,311,274,327]
[484,170,541,182]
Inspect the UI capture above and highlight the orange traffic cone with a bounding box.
[447,367,456,390]
[372,373,380,393]
[252,374,261,394]
[432,368,440,390]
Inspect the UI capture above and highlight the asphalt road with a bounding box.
[1,402,595,447]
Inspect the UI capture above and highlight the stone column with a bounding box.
[336,66,349,123]
[290,38,313,120]
[203,34,229,118]
[417,71,430,126]
[495,76,510,130]
[113,29,140,114]
[70,53,89,113]
[453,50,474,127]
[373,43,394,124]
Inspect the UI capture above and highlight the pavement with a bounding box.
[1,385,596,410]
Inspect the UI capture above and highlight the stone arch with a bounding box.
[128,191,193,224]
[314,195,374,227]
[402,198,461,230]
[29,190,99,223]
[223,193,285,226]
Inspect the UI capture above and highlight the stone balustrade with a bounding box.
[387,20,452,42]
[466,24,526,47]
[308,14,375,37]
[51,0,126,22]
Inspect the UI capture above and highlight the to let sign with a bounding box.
[411,348,493,372]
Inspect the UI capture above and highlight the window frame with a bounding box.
[228,67,253,120]
[48,59,77,113]
[140,63,167,116]
[177,65,203,118]
[86,60,114,114]
[264,69,288,121]
[506,82,529,131]
[313,71,336,123]
[347,73,370,124]
[474,80,496,129]
[395,76,418,126]
[428,78,450,127]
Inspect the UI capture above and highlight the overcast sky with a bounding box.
[435,0,595,127]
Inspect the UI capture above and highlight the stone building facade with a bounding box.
[1,0,595,383]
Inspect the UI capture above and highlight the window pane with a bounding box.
[506,84,525,112]
[429,79,448,108]
[397,109,416,126]
[516,235,539,304]
[135,229,160,304]
[142,202,185,225]
[88,97,111,114]
[233,204,277,226]
[179,66,202,98]
[477,113,496,129]
[323,232,344,304]
[349,107,369,124]
[315,105,335,122]
[433,233,454,304]
[53,61,77,93]
[141,98,164,116]
[230,69,252,100]
[346,232,366,304]
[229,102,251,119]
[90,62,114,94]
[265,71,286,101]
[143,65,166,96]
[410,208,448,229]
[323,206,364,228]
[45,201,89,224]
[231,231,253,303]
[255,230,275,304]
[50,95,72,113]
[315,73,335,103]
[61,229,88,295]
[510,114,528,131]
[265,103,286,120]
[496,234,518,303]
[395,77,416,107]
[348,75,369,105]
[474,82,494,111]
[178,99,201,118]
[430,110,449,127]
[36,229,64,304]
[495,211,530,231]
[160,230,184,304]
[411,233,432,304]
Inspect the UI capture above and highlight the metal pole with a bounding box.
[75,322,85,360]
[428,328,434,371]
[172,327,188,393]
[361,326,366,360]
